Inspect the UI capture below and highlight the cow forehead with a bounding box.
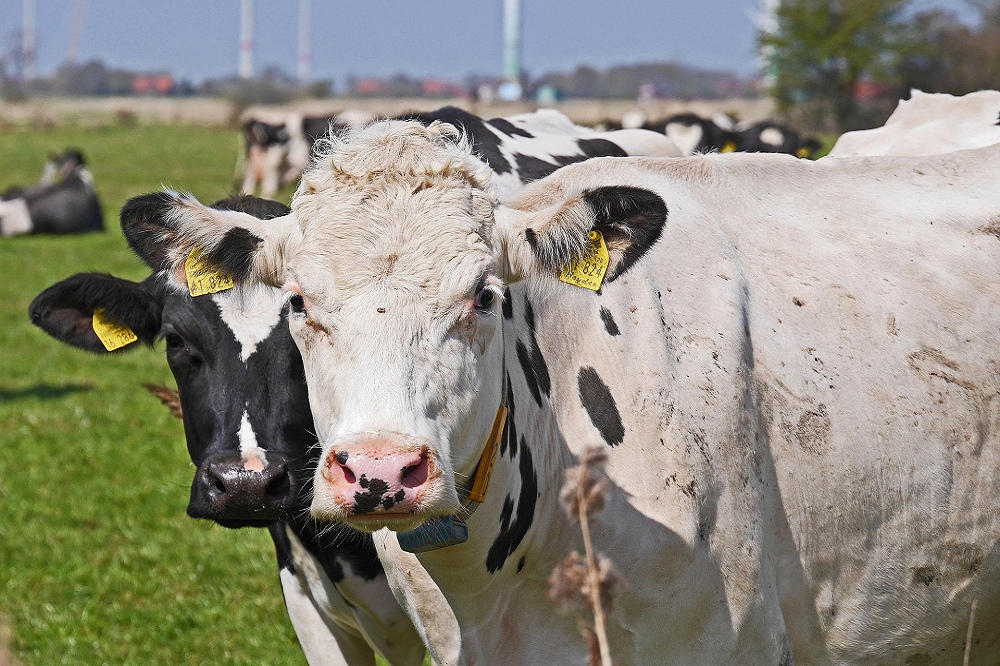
[290,182,495,306]
[212,285,285,362]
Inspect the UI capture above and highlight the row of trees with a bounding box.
[762,0,1000,130]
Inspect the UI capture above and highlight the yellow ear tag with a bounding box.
[185,247,234,297]
[796,147,812,158]
[559,230,609,292]
[92,309,138,351]
[721,141,737,153]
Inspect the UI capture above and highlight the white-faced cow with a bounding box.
[828,89,1000,157]
[135,119,1000,666]
[29,195,431,666]
[0,149,103,236]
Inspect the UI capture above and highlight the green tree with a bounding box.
[759,0,916,129]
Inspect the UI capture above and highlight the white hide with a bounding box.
[828,89,1000,157]
[0,198,33,236]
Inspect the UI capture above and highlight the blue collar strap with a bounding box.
[398,404,508,553]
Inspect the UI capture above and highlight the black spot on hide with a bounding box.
[488,117,533,138]
[599,307,620,336]
[524,227,538,249]
[353,475,391,514]
[577,366,625,447]
[515,298,552,407]
[399,106,513,175]
[583,186,667,283]
[204,227,262,281]
[513,153,561,182]
[575,138,628,158]
[486,436,538,573]
[499,374,517,460]
[501,288,514,319]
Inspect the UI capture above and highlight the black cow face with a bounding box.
[29,196,316,528]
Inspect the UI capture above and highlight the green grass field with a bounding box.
[0,124,334,666]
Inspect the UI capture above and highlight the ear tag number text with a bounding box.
[559,230,609,292]
[92,309,138,351]
[185,247,234,297]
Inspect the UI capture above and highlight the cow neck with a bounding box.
[397,350,508,553]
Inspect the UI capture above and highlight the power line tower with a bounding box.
[499,0,522,100]
[298,0,311,84]
[66,0,90,66]
[22,0,35,80]
[239,0,254,79]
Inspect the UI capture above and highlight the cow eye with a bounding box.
[473,282,496,311]
[289,293,306,315]
[164,332,184,349]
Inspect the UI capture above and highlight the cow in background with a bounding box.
[641,113,820,158]
[827,89,1000,157]
[0,149,103,236]
[240,111,366,198]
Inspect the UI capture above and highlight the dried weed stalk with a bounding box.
[142,383,183,420]
[548,446,618,666]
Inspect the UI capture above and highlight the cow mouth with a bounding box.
[342,512,430,533]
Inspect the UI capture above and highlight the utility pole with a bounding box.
[22,0,35,80]
[499,0,522,100]
[239,0,254,79]
[298,0,311,84]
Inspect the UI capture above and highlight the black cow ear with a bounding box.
[119,191,179,270]
[29,273,161,353]
[502,185,667,284]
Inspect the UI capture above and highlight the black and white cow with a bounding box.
[241,114,355,199]
[29,195,429,666]
[0,149,104,236]
[735,119,820,158]
[644,112,738,156]
[644,113,820,158]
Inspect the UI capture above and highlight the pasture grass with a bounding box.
[0,124,388,666]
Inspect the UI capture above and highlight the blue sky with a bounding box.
[0,0,980,87]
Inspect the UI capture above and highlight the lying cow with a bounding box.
[29,195,432,666]
[0,149,103,236]
[828,89,1000,157]
[144,120,1000,665]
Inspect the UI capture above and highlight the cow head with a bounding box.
[29,195,316,529]
[121,121,666,533]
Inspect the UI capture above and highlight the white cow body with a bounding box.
[151,123,1000,665]
[829,89,1000,157]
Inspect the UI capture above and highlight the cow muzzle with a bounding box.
[314,433,441,528]
[189,459,292,528]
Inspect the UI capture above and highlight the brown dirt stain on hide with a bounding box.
[979,217,1000,240]
[759,376,832,456]
[886,312,899,337]
[910,541,985,588]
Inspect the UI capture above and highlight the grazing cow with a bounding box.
[644,112,738,156]
[28,195,432,666]
[0,149,103,236]
[643,113,820,158]
[828,89,1000,157]
[734,119,820,158]
[143,121,1000,665]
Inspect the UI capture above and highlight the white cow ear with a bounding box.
[493,185,667,284]
[120,192,300,289]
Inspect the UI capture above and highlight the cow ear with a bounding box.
[29,273,162,353]
[495,186,667,284]
[119,191,299,289]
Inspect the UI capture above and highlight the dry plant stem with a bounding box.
[578,481,613,666]
[964,598,977,666]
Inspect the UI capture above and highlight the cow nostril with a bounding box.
[265,472,290,500]
[209,473,226,496]
[341,465,356,484]
[401,454,429,489]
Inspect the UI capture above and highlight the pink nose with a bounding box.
[321,444,430,515]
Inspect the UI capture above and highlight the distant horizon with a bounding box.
[0,0,980,88]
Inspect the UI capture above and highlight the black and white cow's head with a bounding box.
[29,195,316,528]
[116,121,667,535]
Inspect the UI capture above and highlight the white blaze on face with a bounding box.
[213,286,285,362]
[238,409,267,471]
